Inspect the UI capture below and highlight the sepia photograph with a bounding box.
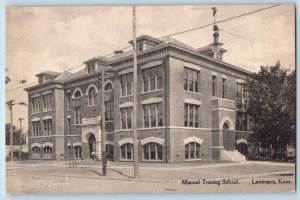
[5,4,296,193]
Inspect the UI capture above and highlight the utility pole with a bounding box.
[101,67,107,176]
[132,6,139,178]
[19,118,24,160]
[6,100,15,162]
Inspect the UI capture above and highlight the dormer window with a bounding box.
[39,76,46,83]
[86,62,96,74]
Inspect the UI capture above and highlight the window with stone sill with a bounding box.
[32,147,40,159]
[32,97,41,113]
[42,94,52,112]
[120,107,132,130]
[184,103,200,128]
[184,67,200,93]
[185,142,201,160]
[43,119,52,136]
[120,143,133,160]
[120,73,133,97]
[43,146,52,159]
[143,142,162,161]
[142,65,163,92]
[74,146,82,159]
[32,121,41,136]
[143,102,163,128]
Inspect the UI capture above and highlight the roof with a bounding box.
[128,34,162,45]
[54,69,90,82]
[35,71,60,77]
[28,34,252,91]
[160,37,196,51]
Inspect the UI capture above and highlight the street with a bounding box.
[6,160,295,193]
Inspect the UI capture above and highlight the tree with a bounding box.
[246,62,295,150]
[5,123,25,145]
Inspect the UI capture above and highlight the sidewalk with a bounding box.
[6,160,295,183]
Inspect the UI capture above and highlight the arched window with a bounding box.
[185,142,201,160]
[143,142,162,161]
[43,146,52,159]
[88,87,96,106]
[74,146,82,159]
[74,90,82,98]
[104,83,113,91]
[32,147,40,159]
[120,143,133,160]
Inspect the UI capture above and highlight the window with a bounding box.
[142,66,163,92]
[236,112,248,131]
[120,107,132,129]
[104,83,113,91]
[43,146,52,159]
[32,147,40,159]
[87,62,96,74]
[185,142,201,159]
[43,119,52,136]
[32,97,40,113]
[74,146,82,159]
[32,121,41,136]
[222,78,226,99]
[66,93,71,110]
[67,118,71,135]
[74,90,82,98]
[120,73,133,96]
[143,142,162,161]
[43,94,52,112]
[88,87,96,106]
[184,67,200,93]
[105,100,114,121]
[212,75,217,97]
[184,104,200,127]
[236,83,246,103]
[120,143,133,160]
[75,107,81,124]
[143,103,163,128]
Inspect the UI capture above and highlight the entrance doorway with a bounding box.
[223,122,235,150]
[237,142,248,155]
[88,134,96,158]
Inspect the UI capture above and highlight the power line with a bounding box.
[160,4,281,38]
[219,28,290,47]
[6,4,281,93]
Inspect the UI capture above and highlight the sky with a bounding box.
[5,5,295,131]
